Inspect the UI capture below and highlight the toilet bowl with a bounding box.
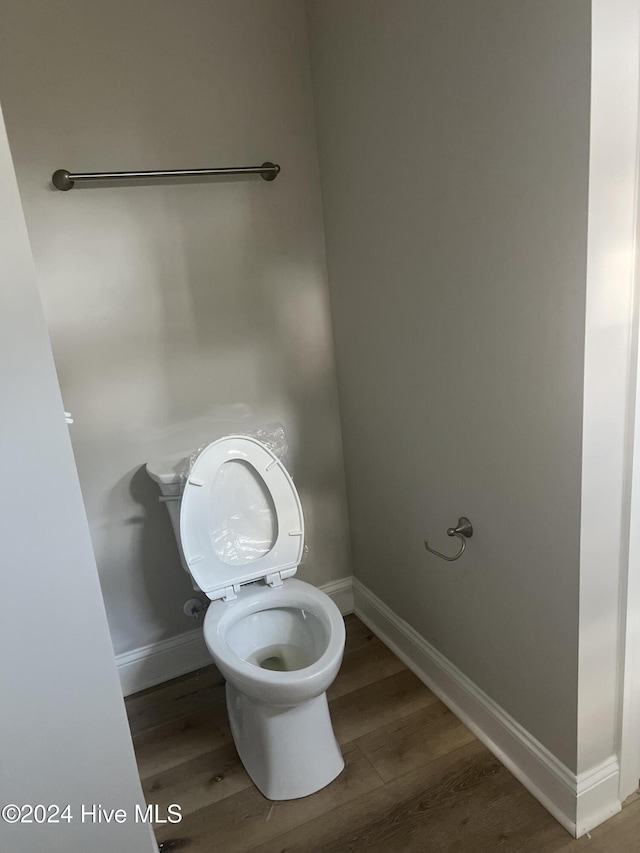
[147,435,346,800]
[205,579,345,799]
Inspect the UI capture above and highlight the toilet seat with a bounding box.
[180,436,304,601]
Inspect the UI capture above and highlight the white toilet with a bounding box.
[146,435,346,800]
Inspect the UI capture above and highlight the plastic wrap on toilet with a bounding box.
[179,423,308,565]
[177,422,289,485]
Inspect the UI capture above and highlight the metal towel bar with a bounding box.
[424,517,473,562]
[51,161,280,191]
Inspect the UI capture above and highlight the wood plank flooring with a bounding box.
[125,615,640,852]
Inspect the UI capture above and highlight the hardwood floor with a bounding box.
[125,616,640,852]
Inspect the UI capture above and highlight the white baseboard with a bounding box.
[116,627,212,698]
[319,576,355,616]
[576,756,621,836]
[116,576,354,697]
[353,578,621,838]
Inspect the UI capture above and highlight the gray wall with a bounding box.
[0,0,350,656]
[0,104,155,853]
[307,0,591,770]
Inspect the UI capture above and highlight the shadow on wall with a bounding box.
[123,464,226,690]
[129,464,197,636]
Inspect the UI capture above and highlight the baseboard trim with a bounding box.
[576,756,622,836]
[116,576,354,697]
[320,576,355,616]
[352,578,620,838]
[116,627,211,698]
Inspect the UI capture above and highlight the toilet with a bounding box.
[146,435,346,800]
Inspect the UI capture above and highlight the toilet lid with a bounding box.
[179,436,304,599]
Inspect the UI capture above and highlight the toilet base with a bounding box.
[226,682,344,800]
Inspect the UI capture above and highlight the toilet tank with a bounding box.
[146,450,191,573]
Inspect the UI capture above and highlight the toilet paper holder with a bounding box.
[424,517,473,562]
